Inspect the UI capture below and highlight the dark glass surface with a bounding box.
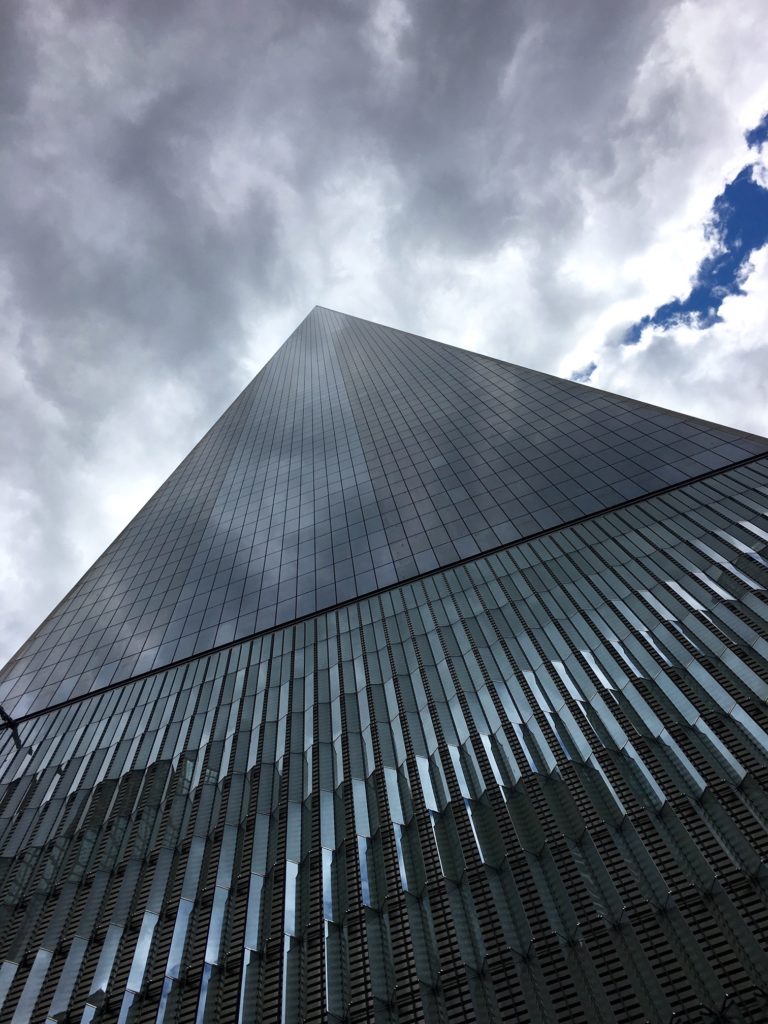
[2,307,766,716]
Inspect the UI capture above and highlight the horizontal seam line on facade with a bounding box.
[3,447,768,729]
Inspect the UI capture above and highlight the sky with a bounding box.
[2,0,768,669]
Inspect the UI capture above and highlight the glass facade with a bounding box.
[1,308,766,718]
[2,311,768,1022]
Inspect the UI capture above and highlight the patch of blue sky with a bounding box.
[746,111,768,150]
[570,361,596,383]
[622,112,768,346]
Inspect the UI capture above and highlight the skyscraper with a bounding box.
[2,305,768,1022]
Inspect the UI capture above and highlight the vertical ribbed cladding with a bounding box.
[397,596,507,1022]
[356,606,422,1022]
[411,578,562,1024]
[235,635,273,1021]
[305,624,326,1021]
[334,615,374,1021]
[1,458,768,1021]
[377,601,472,1023]
[255,629,293,1020]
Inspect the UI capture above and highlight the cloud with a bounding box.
[2,0,768,667]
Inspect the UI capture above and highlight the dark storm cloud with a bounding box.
[1,0,668,397]
[0,0,763,666]
[371,0,667,256]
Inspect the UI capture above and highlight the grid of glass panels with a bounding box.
[2,458,768,1022]
[2,308,766,717]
